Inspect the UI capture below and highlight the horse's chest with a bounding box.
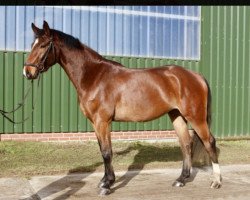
[79,103,88,117]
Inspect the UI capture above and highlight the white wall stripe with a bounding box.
[50,6,200,21]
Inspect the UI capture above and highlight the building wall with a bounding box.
[0,51,200,134]
[1,6,250,138]
[200,6,250,138]
[0,6,200,59]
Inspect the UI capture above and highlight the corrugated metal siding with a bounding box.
[1,6,250,138]
[0,6,200,60]
[0,51,200,133]
[201,6,250,138]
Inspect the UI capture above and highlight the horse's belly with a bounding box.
[114,101,171,122]
[113,72,177,122]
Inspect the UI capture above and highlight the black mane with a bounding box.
[52,28,109,62]
[53,29,82,49]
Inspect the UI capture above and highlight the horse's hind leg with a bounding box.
[93,120,115,195]
[169,109,192,187]
[191,122,222,189]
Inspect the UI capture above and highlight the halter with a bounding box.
[24,37,56,72]
[0,37,55,124]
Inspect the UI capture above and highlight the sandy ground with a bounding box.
[0,164,250,200]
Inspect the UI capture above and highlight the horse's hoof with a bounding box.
[172,181,185,187]
[210,180,222,189]
[99,188,111,196]
[210,174,222,189]
[98,180,115,189]
[98,181,105,189]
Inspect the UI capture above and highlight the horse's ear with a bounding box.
[43,20,51,36]
[31,23,42,36]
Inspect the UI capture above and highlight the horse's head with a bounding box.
[23,21,57,79]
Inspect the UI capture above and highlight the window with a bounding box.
[0,6,201,60]
[80,6,201,60]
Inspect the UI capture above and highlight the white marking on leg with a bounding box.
[212,162,221,175]
[211,162,222,188]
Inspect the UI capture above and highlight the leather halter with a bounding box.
[0,38,56,124]
[24,37,56,72]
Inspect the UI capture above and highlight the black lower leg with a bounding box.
[178,162,191,180]
[99,149,115,193]
[173,144,191,187]
[173,159,191,187]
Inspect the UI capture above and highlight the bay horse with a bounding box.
[23,21,222,195]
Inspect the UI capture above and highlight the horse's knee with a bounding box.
[203,136,215,152]
[209,135,216,150]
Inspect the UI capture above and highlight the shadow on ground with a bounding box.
[112,134,220,194]
[26,135,219,199]
[112,142,182,193]
[25,162,103,200]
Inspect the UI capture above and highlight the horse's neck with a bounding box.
[58,45,105,93]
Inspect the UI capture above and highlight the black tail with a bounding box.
[204,78,212,128]
[191,77,213,163]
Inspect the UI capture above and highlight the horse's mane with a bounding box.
[52,29,124,67]
[53,29,82,49]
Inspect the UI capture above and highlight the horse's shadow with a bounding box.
[112,135,219,193]
[26,136,217,199]
[25,162,103,200]
[111,142,182,192]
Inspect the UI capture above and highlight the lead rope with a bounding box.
[0,74,42,124]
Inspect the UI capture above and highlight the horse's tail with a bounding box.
[204,77,212,128]
[191,76,213,164]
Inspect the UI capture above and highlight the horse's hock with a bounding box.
[191,131,217,167]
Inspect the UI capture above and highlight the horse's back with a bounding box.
[112,65,208,122]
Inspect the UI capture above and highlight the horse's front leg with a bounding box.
[93,119,115,195]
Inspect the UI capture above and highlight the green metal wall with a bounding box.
[1,6,250,138]
[0,51,199,134]
[200,6,250,138]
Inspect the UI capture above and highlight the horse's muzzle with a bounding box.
[23,66,39,80]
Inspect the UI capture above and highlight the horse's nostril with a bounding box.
[25,70,32,79]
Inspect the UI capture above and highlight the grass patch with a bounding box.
[0,140,249,177]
